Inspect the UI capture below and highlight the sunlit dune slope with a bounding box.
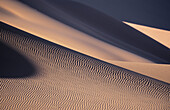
[0,22,169,110]
[0,0,152,63]
[124,22,170,48]
[109,61,170,83]
[1,0,170,64]
[19,0,170,64]
[0,0,169,83]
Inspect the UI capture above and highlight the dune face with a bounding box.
[0,41,36,78]
[124,22,170,48]
[0,0,153,64]
[73,0,170,31]
[0,22,169,110]
[19,0,170,64]
[0,0,170,109]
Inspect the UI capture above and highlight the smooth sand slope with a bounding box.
[124,22,170,48]
[19,0,170,64]
[0,0,170,83]
[0,22,169,110]
[0,0,153,63]
[109,61,170,83]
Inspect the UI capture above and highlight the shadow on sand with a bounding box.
[0,22,169,85]
[72,0,170,31]
[0,41,36,78]
[19,0,170,64]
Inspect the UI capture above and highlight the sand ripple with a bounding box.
[0,22,169,109]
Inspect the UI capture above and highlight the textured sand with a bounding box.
[109,61,170,83]
[0,0,170,82]
[0,22,169,110]
[0,0,170,109]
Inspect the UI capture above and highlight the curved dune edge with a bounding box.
[0,0,169,83]
[122,21,170,83]
[0,0,152,63]
[18,0,169,64]
[109,61,170,83]
[1,22,169,109]
[124,22,170,48]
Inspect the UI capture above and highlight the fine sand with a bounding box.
[0,0,169,109]
[1,22,169,109]
[124,22,170,48]
[0,0,169,83]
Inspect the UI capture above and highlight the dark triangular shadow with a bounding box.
[0,41,36,78]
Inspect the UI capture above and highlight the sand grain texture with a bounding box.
[0,0,170,109]
[0,0,170,83]
[0,22,169,110]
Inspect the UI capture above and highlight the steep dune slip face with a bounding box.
[0,22,169,109]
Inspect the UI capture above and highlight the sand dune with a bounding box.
[109,61,170,83]
[0,0,153,63]
[1,1,170,64]
[19,0,170,64]
[124,22,170,48]
[0,0,169,82]
[0,0,170,109]
[1,22,169,109]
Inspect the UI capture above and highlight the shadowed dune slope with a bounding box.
[124,22,170,48]
[73,0,170,31]
[0,0,153,64]
[0,41,36,78]
[0,22,169,109]
[19,0,170,64]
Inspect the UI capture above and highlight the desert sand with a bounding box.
[124,22,170,48]
[0,1,169,110]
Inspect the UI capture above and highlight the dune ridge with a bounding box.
[19,0,170,64]
[1,0,170,64]
[0,0,153,63]
[1,22,169,109]
[0,1,170,109]
[124,22,170,48]
[0,0,170,83]
[109,61,170,83]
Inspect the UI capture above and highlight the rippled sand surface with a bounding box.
[0,1,170,110]
[1,22,169,110]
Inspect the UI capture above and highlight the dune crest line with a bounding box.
[1,21,169,110]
